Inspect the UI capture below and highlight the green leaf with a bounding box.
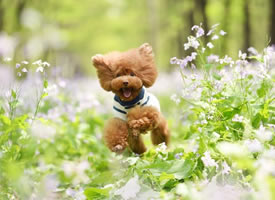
[43,80,48,89]
[257,81,267,98]
[213,72,222,80]
[0,115,11,125]
[204,64,212,72]
[41,93,48,99]
[166,159,195,180]
[248,56,264,63]
[84,187,110,200]
[11,90,17,99]
[159,172,175,182]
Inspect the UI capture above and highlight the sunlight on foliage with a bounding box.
[0,24,275,200]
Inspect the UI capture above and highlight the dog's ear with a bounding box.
[138,43,158,88]
[91,54,113,91]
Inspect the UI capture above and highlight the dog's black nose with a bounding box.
[123,81,128,86]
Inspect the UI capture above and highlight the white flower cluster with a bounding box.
[201,151,218,169]
[115,176,141,200]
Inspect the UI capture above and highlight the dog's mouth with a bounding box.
[121,87,132,98]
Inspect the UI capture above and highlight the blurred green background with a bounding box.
[0,0,274,76]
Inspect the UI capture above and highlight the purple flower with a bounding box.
[174,152,183,159]
[170,57,178,64]
[16,63,21,68]
[180,59,188,69]
[186,56,193,62]
[184,36,200,50]
[207,54,219,63]
[192,24,205,38]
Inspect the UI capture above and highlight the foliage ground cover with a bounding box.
[0,24,275,200]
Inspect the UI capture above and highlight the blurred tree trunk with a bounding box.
[243,0,251,51]
[0,0,4,31]
[177,0,186,57]
[187,5,195,36]
[16,0,26,30]
[270,0,275,44]
[221,0,230,55]
[195,0,209,33]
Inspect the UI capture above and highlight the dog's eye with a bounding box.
[130,72,135,76]
[116,73,121,77]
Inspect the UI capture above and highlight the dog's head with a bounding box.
[92,43,158,101]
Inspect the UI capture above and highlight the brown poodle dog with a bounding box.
[91,43,170,154]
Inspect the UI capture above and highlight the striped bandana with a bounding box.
[112,87,160,121]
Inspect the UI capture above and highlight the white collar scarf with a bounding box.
[112,87,160,121]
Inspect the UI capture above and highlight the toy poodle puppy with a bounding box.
[91,43,170,154]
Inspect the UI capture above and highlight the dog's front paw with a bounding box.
[128,117,151,130]
[128,117,152,133]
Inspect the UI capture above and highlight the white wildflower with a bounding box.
[62,160,90,184]
[238,50,247,60]
[221,161,231,175]
[217,142,248,157]
[212,132,220,140]
[207,29,214,36]
[211,34,219,40]
[211,23,220,29]
[33,59,42,65]
[17,72,22,77]
[36,66,44,73]
[244,139,263,153]
[201,151,218,168]
[232,114,244,122]
[201,119,208,125]
[220,30,227,36]
[66,188,85,200]
[156,142,167,152]
[21,60,29,64]
[247,47,258,55]
[207,42,214,49]
[42,61,50,67]
[191,52,197,60]
[170,94,180,105]
[184,36,200,50]
[176,183,189,197]
[256,125,273,142]
[207,54,219,63]
[22,68,28,73]
[115,176,141,200]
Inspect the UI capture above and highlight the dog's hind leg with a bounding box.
[104,118,129,153]
[151,115,170,146]
[128,130,147,154]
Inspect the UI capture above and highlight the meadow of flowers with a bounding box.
[0,24,274,200]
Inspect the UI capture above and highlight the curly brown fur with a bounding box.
[92,43,170,154]
[104,118,128,153]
